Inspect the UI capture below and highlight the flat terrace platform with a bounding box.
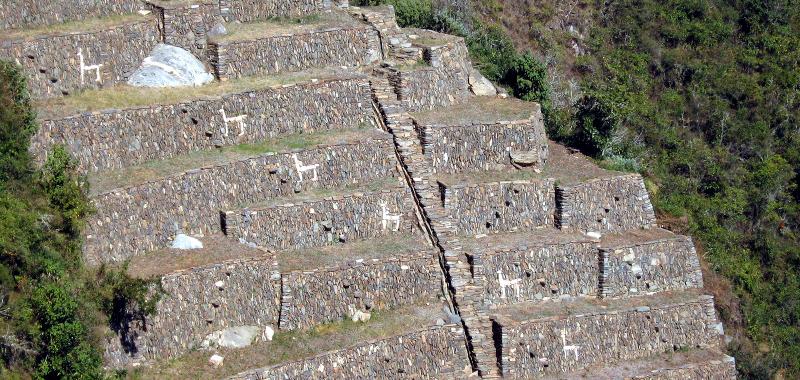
[88,127,385,195]
[34,67,367,120]
[434,141,621,187]
[210,11,361,43]
[411,96,537,127]
[457,227,594,253]
[130,302,451,380]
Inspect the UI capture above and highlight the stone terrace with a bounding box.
[6,1,734,378]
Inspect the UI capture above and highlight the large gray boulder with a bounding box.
[128,44,214,88]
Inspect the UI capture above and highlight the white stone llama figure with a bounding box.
[497,270,521,299]
[219,108,247,137]
[77,48,103,85]
[561,328,580,360]
[292,154,319,183]
[380,201,401,232]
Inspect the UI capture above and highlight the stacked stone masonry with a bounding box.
[494,295,723,377]
[631,356,736,380]
[0,18,160,98]
[224,187,423,250]
[441,180,556,236]
[475,240,598,306]
[556,174,657,233]
[228,326,470,380]
[85,136,401,265]
[146,0,221,59]
[220,0,332,22]
[209,25,381,79]
[105,256,281,367]
[600,234,704,299]
[279,249,441,330]
[31,77,375,173]
[0,0,143,30]
[417,115,549,174]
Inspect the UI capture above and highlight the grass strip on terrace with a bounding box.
[276,235,434,273]
[210,11,359,43]
[411,96,536,126]
[4,13,148,41]
[88,127,382,195]
[35,67,364,119]
[404,28,461,48]
[125,303,448,380]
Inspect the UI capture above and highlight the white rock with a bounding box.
[586,231,602,239]
[128,44,214,88]
[214,280,224,288]
[468,69,497,96]
[171,233,203,250]
[209,354,224,368]
[263,325,275,341]
[202,326,260,349]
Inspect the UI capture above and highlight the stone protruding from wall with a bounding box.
[556,173,657,234]
[599,229,704,299]
[227,325,471,379]
[0,17,160,98]
[416,106,548,174]
[85,134,400,265]
[0,0,143,30]
[223,187,422,250]
[31,76,375,173]
[388,30,472,112]
[209,21,381,80]
[104,256,281,368]
[493,293,723,378]
[279,249,441,330]
[146,0,221,60]
[473,236,598,306]
[220,0,332,22]
[440,179,556,236]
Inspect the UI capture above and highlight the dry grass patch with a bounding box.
[211,12,357,43]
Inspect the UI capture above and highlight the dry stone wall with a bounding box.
[146,0,221,60]
[441,180,556,236]
[633,356,736,379]
[31,76,375,173]
[279,249,441,330]
[220,0,331,22]
[0,18,160,98]
[417,117,548,174]
[494,295,723,377]
[209,26,381,79]
[556,174,656,233]
[224,187,422,250]
[600,235,704,298]
[105,256,281,367]
[0,0,143,30]
[228,325,470,379]
[475,240,598,306]
[85,137,400,265]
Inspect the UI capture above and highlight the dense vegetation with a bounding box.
[361,0,799,377]
[0,62,156,378]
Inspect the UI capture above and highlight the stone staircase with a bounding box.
[2,1,735,379]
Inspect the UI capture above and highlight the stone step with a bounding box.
[548,348,736,379]
[0,13,159,98]
[490,291,725,378]
[222,186,425,251]
[83,129,401,266]
[32,68,375,173]
[0,0,143,30]
[208,10,381,80]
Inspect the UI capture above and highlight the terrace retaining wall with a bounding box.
[0,18,159,98]
[441,179,556,236]
[220,0,331,22]
[228,326,470,379]
[223,187,423,250]
[31,76,375,173]
[0,0,142,30]
[85,137,401,265]
[279,249,441,330]
[104,256,281,367]
[556,174,656,233]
